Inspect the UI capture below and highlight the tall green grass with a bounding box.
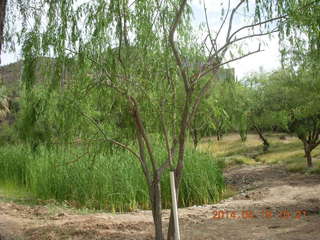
[0,144,224,212]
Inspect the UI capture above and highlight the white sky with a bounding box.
[1,0,281,79]
[191,0,281,79]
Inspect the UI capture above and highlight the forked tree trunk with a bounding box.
[131,102,164,240]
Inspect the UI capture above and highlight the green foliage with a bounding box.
[0,144,224,211]
[0,145,29,186]
[0,122,17,145]
[278,0,320,68]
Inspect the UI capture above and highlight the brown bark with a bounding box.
[167,91,191,240]
[191,128,198,148]
[306,150,313,168]
[130,98,165,240]
[0,0,7,63]
[190,118,199,148]
[151,180,164,240]
[217,134,221,141]
[254,125,270,152]
[303,142,313,168]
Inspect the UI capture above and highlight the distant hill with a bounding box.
[0,59,236,95]
[0,61,22,94]
[0,57,64,94]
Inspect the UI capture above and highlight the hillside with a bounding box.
[0,61,22,93]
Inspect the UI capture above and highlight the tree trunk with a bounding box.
[216,130,223,141]
[151,180,164,240]
[254,125,270,152]
[167,92,192,239]
[131,101,164,240]
[191,127,198,148]
[239,128,247,142]
[167,206,175,240]
[217,134,220,141]
[0,0,7,63]
[306,151,313,168]
[304,144,313,168]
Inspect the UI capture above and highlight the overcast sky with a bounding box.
[1,0,281,79]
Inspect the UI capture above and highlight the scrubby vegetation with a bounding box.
[0,144,224,211]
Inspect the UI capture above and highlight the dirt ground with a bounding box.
[0,164,319,240]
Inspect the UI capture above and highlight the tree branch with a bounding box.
[214,0,231,44]
[226,0,245,42]
[199,47,263,79]
[130,96,158,173]
[203,1,217,53]
[228,15,287,41]
[137,126,152,186]
[229,28,279,46]
[78,110,141,160]
[169,0,189,91]
[61,95,140,160]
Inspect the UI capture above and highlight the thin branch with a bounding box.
[203,1,217,53]
[158,97,178,175]
[78,110,141,160]
[188,74,217,127]
[199,47,263,79]
[226,0,245,42]
[228,15,287,41]
[219,47,263,67]
[202,0,245,69]
[130,96,158,173]
[66,48,112,79]
[158,138,178,177]
[228,28,279,46]
[128,0,138,8]
[169,0,189,91]
[213,27,278,64]
[159,101,171,164]
[62,95,140,160]
[137,127,152,186]
[54,149,90,168]
[214,0,231,43]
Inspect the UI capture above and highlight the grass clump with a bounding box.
[220,185,237,200]
[223,155,256,167]
[0,145,29,186]
[0,144,224,212]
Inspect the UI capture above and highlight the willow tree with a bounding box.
[4,0,287,239]
[0,0,7,63]
[275,0,320,167]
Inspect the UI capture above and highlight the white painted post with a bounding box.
[170,171,181,240]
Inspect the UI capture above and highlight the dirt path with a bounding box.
[0,164,319,240]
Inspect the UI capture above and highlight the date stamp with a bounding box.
[212,210,308,220]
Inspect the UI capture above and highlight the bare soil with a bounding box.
[0,164,319,240]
